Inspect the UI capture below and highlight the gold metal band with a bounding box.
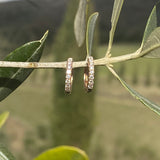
[84,56,94,92]
[65,58,73,93]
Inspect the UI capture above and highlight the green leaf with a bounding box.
[0,112,9,129]
[108,66,160,116]
[86,12,99,56]
[141,27,160,58]
[138,2,160,58]
[34,146,89,160]
[142,2,160,45]
[0,144,15,160]
[74,0,88,47]
[106,0,124,55]
[0,31,48,101]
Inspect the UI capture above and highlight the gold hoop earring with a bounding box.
[84,56,94,92]
[65,58,73,94]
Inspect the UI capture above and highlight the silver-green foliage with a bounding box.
[107,0,124,55]
[1,0,160,160]
[139,2,160,58]
[107,1,160,115]
[0,144,15,160]
[0,31,48,101]
[74,0,88,47]
[86,12,99,56]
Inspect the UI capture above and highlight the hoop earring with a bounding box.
[65,58,73,94]
[84,56,94,92]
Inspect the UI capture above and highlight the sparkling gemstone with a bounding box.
[66,74,71,78]
[66,70,71,74]
[68,58,73,62]
[89,69,94,74]
[89,70,94,74]
[88,84,93,89]
[89,80,94,84]
[65,79,70,83]
[90,66,94,70]
[65,84,70,88]
[89,75,94,80]
[65,86,70,90]
[68,65,72,69]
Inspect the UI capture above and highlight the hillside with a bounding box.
[0,0,67,57]
[0,0,158,57]
[94,0,158,42]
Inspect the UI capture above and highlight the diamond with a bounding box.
[89,75,94,80]
[65,88,70,92]
[89,69,94,73]
[65,86,70,89]
[89,70,94,74]
[65,83,70,88]
[66,75,71,79]
[90,66,94,70]
[66,70,71,74]
[68,58,72,61]
[68,65,72,69]
[88,84,93,89]
[89,80,94,84]
[65,79,70,83]
[68,61,72,64]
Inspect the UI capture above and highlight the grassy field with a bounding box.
[1,43,160,159]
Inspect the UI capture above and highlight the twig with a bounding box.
[0,52,139,69]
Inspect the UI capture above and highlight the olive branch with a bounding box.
[1,0,160,116]
[1,0,160,160]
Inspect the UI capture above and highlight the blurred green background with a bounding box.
[0,0,160,160]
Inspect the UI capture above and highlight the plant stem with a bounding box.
[0,52,139,69]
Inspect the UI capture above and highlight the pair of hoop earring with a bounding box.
[65,56,94,94]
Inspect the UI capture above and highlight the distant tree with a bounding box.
[132,67,139,85]
[144,65,152,87]
[156,65,160,87]
[51,0,98,151]
[118,64,125,79]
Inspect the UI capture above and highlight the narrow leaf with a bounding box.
[141,27,160,58]
[34,146,89,160]
[138,2,160,58]
[0,144,16,160]
[142,2,160,45]
[0,112,9,129]
[86,12,99,56]
[106,0,124,55]
[0,31,48,101]
[108,66,160,116]
[74,0,87,47]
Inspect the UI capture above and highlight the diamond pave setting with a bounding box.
[65,58,73,93]
[84,56,94,91]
